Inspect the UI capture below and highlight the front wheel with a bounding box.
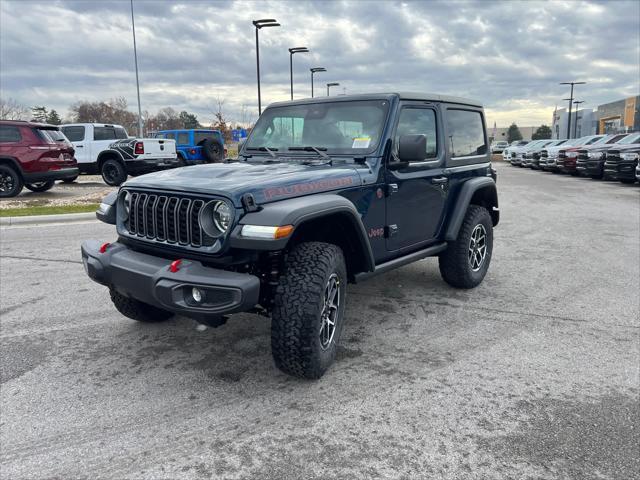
[25,180,55,192]
[439,205,493,289]
[109,288,173,323]
[271,242,347,379]
[101,159,127,186]
[0,164,23,198]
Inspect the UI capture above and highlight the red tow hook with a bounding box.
[99,242,111,253]
[169,259,182,273]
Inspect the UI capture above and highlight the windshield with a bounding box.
[571,135,603,146]
[616,133,640,144]
[245,100,390,155]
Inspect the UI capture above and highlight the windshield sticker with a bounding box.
[352,137,371,149]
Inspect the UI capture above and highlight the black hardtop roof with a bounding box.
[267,92,483,109]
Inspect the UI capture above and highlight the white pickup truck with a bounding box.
[60,123,178,186]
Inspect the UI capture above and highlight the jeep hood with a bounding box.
[122,161,363,206]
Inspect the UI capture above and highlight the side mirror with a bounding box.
[389,134,426,170]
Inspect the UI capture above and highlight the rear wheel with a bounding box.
[101,159,127,186]
[271,242,347,379]
[439,205,493,289]
[0,164,23,198]
[25,180,55,192]
[109,288,173,323]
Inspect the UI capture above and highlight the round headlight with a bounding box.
[213,201,232,232]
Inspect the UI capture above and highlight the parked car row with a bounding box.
[0,119,227,197]
[503,132,640,184]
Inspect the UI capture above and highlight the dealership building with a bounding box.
[551,95,639,139]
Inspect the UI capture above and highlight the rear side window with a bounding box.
[177,132,189,145]
[94,126,128,141]
[36,129,67,143]
[94,127,117,141]
[194,132,217,144]
[0,126,22,142]
[61,126,85,142]
[395,108,438,158]
[164,132,176,140]
[446,109,487,157]
[114,127,128,139]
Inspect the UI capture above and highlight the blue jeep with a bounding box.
[154,129,225,164]
[84,93,499,379]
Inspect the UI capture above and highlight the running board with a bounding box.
[354,242,447,283]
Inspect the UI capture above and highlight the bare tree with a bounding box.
[0,97,30,120]
[210,95,231,141]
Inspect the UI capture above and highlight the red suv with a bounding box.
[0,120,78,198]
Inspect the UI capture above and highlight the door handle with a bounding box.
[431,177,448,184]
[76,145,84,148]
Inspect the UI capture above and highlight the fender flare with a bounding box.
[97,149,126,167]
[229,194,375,272]
[444,177,498,241]
[0,156,23,178]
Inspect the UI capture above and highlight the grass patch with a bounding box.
[0,203,100,217]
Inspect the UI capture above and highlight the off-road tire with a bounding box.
[109,288,173,323]
[271,242,347,379]
[0,164,23,198]
[25,180,55,192]
[62,175,79,183]
[439,205,493,289]
[201,138,224,163]
[101,159,127,186]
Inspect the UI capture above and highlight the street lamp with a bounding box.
[560,81,586,139]
[130,0,143,137]
[310,67,326,98]
[253,18,280,116]
[573,100,585,138]
[327,82,340,96]
[288,47,309,100]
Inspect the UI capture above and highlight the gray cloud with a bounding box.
[1,0,638,127]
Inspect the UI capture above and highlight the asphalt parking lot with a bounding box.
[0,162,638,479]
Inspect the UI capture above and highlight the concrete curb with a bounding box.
[0,212,96,226]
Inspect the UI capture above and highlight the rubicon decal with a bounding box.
[263,177,354,200]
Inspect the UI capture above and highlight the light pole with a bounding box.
[573,100,585,138]
[288,47,309,100]
[253,19,280,116]
[310,67,326,98]
[327,82,340,96]
[130,0,143,137]
[560,81,586,139]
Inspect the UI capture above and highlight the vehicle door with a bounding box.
[92,125,127,160]
[61,125,90,164]
[385,103,447,251]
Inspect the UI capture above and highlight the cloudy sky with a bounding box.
[1,0,638,127]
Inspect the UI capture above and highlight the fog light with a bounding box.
[192,287,204,303]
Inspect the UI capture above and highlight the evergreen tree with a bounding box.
[507,123,523,143]
[31,105,48,123]
[532,124,552,140]
[46,109,62,125]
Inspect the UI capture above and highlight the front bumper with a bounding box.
[616,161,639,181]
[23,167,79,182]
[81,240,260,319]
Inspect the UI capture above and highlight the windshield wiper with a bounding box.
[245,146,279,158]
[288,146,331,160]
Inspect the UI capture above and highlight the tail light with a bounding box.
[134,142,144,155]
[190,149,196,155]
[224,148,228,157]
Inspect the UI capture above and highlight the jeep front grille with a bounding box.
[126,192,214,248]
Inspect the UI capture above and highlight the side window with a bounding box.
[446,109,487,157]
[93,127,117,141]
[164,132,176,140]
[177,132,189,145]
[114,127,128,139]
[61,126,85,142]
[395,108,438,159]
[0,126,22,142]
